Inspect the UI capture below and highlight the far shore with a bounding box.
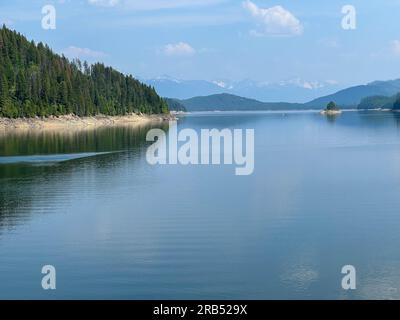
[0,113,175,132]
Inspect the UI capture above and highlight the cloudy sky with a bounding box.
[2,0,400,87]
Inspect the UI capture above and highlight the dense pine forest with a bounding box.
[0,26,168,118]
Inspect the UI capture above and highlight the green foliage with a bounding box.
[179,93,304,112]
[393,94,400,110]
[164,98,187,112]
[358,93,400,110]
[0,25,168,118]
[326,101,339,111]
[358,95,393,110]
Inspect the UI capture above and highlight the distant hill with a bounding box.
[358,93,400,110]
[145,76,341,103]
[166,78,400,112]
[173,93,307,112]
[306,79,400,108]
[164,98,186,112]
[165,78,400,112]
[358,95,395,110]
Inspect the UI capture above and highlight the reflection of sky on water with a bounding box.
[1,112,400,298]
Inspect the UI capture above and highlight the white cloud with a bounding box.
[212,80,232,89]
[243,0,303,36]
[163,42,196,56]
[391,40,400,55]
[62,46,107,59]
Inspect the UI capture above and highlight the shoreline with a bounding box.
[181,109,360,115]
[0,113,175,132]
[320,109,342,115]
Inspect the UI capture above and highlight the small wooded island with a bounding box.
[320,101,342,115]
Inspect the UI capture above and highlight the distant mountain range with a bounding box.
[164,78,400,112]
[144,75,342,103]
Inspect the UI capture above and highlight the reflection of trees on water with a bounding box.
[356,111,400,135]
[0,123,169,233]
[0,123,170,156]
[321,110,400,131]
[356,110,400,127]
[324,114,340,124]
[390,111,400,129]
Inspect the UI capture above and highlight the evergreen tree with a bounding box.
[326,101,339,111]
[393,95,400,110]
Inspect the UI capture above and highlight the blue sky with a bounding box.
[2,0,400,87]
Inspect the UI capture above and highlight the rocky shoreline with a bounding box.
[320,109,342,115]
[0,113,175,132]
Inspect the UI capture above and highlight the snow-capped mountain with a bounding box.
[143,76,342,103]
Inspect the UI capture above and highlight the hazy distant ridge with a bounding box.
[306,79,400,108]
[167,94,306,112]
[166,79,400,112]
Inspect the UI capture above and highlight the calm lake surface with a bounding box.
[1,111,400,299]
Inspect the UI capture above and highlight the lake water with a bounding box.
[1,111,400,299]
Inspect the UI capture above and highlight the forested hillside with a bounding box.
[164,98,187,112]
[175,93,305,111]
[357,93,400,110]
[306,79,400,108]
[0,26,168,118]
